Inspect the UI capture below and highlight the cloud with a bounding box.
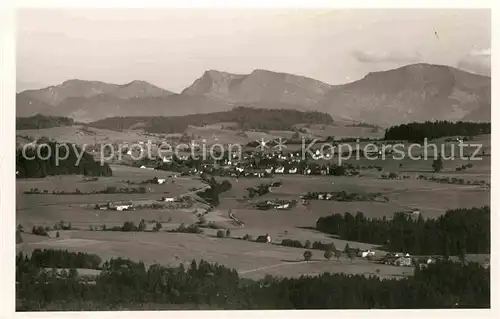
[351,50,422,63]
[457,48,491,76]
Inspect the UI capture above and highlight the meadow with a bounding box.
[16,126,491,281]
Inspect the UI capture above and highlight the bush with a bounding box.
[324,250,333,260]
[281,239,303,248]
[217,230,225,238]
[303,250,313,261]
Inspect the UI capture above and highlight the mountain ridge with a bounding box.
[16,63,491,125]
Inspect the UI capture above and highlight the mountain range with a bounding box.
[16,63,491,126]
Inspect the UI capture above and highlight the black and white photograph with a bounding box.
[0,2,495,314]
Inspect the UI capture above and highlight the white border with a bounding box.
[1,1,497,319]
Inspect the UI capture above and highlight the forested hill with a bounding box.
[316,207,490,256]
[384,121,490,142]
[88,107,334,133]
[16,142,112,178]
[16,114,76,130]
[16,252,490,310]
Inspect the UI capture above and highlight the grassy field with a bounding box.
[16,133,491,281]
[17,230,411,280]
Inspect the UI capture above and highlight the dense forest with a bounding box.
[16,114,75,130]
[16,251,490,310]
[384,121,490,142]
[88,106,334,133]
[28,249,102,269]
[316,207,490,256]
[16,142,113,178]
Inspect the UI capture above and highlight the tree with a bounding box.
[56,231,60,238]
[138,219,146,231]
[152,222,160,232]
[458,249,466,264]
[324,249,333,261]
[304,240,311,249]
[432,156,444,172]
[303,250,312,262]
[69,268,78,278]
[226,229,231,237]
[334,250,342,261]
[217,230,225,238]
[16,231,23,244]
[344,243,350,253]
[348,250,356,263]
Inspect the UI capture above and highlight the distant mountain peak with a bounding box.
[182,68,332,107]
[17,63,490,125]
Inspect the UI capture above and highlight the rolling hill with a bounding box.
[315,64,491,126]
[16,63,490,125]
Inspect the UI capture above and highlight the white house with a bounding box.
[276,203,290,210]
[288,167,297,174]
[360,250,376,258]
[115,205,131,211]
[236,167,244,173]
[126,150,132,155]
[162,157,172,163]
[318,194,325,200]
[275,167,285,174]
[256,234,272,243]
[163,197,175,202]
[265,168,273,174]
[157,179,166,185]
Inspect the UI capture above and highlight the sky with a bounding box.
[17,9,491,93]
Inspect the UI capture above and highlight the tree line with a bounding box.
[16,252,489,310]
[16,142,113,178]
[18,250,102,270]
[16,114,75,130]
[88,106,334,133]
[316,206,490,256]
[384,121,490,142]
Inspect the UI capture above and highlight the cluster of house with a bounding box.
[95,202,133,211]
[395,209,421,220]
[255,199,296,211]
[382,253,414,267]
[306,192,338,201]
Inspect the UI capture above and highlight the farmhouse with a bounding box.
[256,234,272,243]
[274,166,285,174]
[115,204,132,211]
[162,197,176,202]
[276,203,290,210]
[358,249,376,258]
[399,209,421,220]
[157,178,166,185]
[393,256,413,267]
